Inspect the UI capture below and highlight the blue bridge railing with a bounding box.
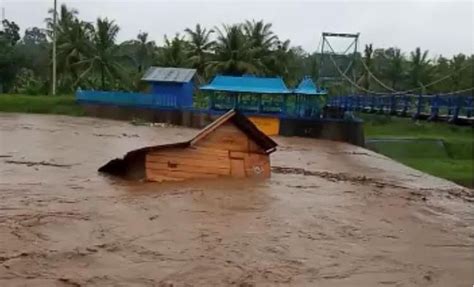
[327,94,473,123]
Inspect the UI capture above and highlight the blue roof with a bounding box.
[200,75,291,94]
[294,77,327,95]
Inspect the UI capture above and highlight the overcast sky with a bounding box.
[2,0,473,57]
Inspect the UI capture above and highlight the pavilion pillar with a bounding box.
[232,93,238,108]
[208,92,215,110]
[281,94,287,115]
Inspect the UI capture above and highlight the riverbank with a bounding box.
[0,94,84,116]
[361,114,473,188]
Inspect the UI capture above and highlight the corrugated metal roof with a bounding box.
[200,75,291,94]
[141,67,196,83]
[294,77,327,95]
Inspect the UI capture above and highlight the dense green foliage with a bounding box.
[363,114,473,187]
[0,4,472,95]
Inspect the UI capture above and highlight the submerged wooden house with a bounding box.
[99,110,278,182]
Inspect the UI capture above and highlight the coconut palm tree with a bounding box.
[155,34,189,68]
[121,32,156,73]
[265,39,291,77]
[385,48,404,90]
[206,24,263,76]
[46,4,90,91]
[46,4,78,36]
[360,44,373,93]
[56,20,93,90]
[75,18,125,90]
[184,24,214,80]
[409,47,431,91]
[243,20,278,51]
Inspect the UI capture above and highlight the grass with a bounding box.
[0,94,84,116]
[361,114,473,188]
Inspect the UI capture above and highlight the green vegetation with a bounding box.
[0,5,472,96]
[0,94,83,116]
[362,114,473,187]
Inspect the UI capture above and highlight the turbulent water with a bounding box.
[0,113,473,286]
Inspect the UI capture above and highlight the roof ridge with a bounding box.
[190,109,277,154]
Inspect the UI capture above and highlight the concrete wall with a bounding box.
[81,103,365,146]
[279,118,365,146]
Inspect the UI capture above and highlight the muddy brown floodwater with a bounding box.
[0,113,473,287]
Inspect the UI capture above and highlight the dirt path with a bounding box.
[0,113,473,287]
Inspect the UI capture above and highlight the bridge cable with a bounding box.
[325,40,473,95]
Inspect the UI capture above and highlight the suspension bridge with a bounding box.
[318,32,473,125]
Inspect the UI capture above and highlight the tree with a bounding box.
[0,19,20,45]
[56,20,93,90]
[46,4,78,36]
[184,24,214,80]
[360,44,373,93]
[76,18,125,90]
[0,38,19,92]
[207,24,263,76]
[449,54,467,91]
[155,33,189,68]
[23,27,47,45]
[409,47,431,92]
[243,20,278,51]
[121,32,156,73]
[0,19,21,92]
[384,48,404,90]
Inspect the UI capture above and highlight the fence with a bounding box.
[76,90,178,108]
[76,90,326,120]
[327,94,473,124]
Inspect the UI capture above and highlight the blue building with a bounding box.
[142,67,196,108]
[200,75,292,113]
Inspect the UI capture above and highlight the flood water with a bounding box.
[0,113,473,286]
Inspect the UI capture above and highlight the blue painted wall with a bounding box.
[150,81,193,107]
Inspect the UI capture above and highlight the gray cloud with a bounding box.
[3,0,473,57]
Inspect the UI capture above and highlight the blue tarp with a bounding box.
[200,75,292,94]
[294,77,327,95]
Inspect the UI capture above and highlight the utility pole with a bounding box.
[52,0,57,95]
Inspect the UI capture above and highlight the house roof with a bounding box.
[200,75,292,94]
[126,109,277,159]
[294,77,327,95]
[190,109,278,153]
[141,67,196,83]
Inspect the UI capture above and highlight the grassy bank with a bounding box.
[361,114,473,188]
[0,94,84,116]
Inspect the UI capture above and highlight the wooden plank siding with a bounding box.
[145,121,270,182]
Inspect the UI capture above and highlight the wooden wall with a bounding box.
[145,122,270,182]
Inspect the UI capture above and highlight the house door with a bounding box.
[230,158,246,178]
